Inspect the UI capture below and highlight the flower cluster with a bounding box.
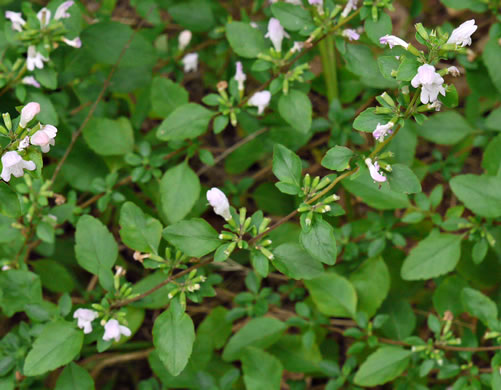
[0,102,58,182]
[73,309,131,342]
[5,2,81,79]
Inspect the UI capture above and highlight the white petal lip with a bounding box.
[103,319,132,342]
[379,35,409,49]
[248,90,271,115]
[447,19,477,47]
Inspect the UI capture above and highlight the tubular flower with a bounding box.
[308,0,323,4]
[372,121,394,142]
[103,319,132,342]
[55,1,75,20]
[207,188,231,221]
[20,102,41,128]
[73,309,98,334]
[37,8,51,28]
[27,46,48,71]
[379,35,409,49]
[62,37,82,48]
[342,29,360,41]
[31,125,58,153]
[182,53,198,73]
[248,90,271,115]
[447,19,477,47]
[178,30,192,51]
[265,18,289,53]
[291,41,304,53]
[22,76,41,88]
[411,64,446,104]
[5,11,25,32]
[365,158,386,183]
[234,62,247,91]
[1,151,36,182]
[18,136,30,151]
[341,0,358,18]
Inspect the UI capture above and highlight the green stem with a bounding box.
[318,35,338,102]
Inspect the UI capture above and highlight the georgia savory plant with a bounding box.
[0,0,500,389]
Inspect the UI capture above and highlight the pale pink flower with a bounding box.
[55,1,75,20]
[234,62,246,91]
[62,37,81,48]
[5,11,25,32]
[37,8,51,28]
[26,46,48,71]
[22,76,41,88]
[73,308,98,334]
[178,30,192,51]
[1,151,36,182]
[365,158,386,183]
[265,18,289,53]
[31,125,57,153]
[411,64,446,104]
[379,35,409,49]
[447,19,477,47]
[372,122,394,142]
[207,188,231,221]
[20,102,41,128]
[182,53,198,72]
[248,91,271,115]
[103,319,131,342]
[343,29,360,41]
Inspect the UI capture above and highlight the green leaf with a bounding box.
[150,77,189,118]
[450,174,501,218]
[159,162,200,224]
[380,298,416,340]
[197,306,233,350]
[168,0,215,32]
[353,108,392,132]
[271,2,312,32]
[32,260,75,293]
[401,232,462,280]
[483,24,501,94]
[439,84,459,108]
[153,301,195,376]
[273,243,324,280]
[377,56,399,80]
[222,317,287,361]
[0,182,21,218]
[440,0,487,11]
[305,272,357,318]
[157,103,213,142]
[483,135,501,175]
[278,90,312,134]
[131,271,171,309]
[0,270,42,316]
[23,321,83,376]
[413,111,473,145]
[342,167,409,210]
[350,257,390,317]
[433,275,468,317]
[272,144,302,188]
[163,218,220,258]
[321,146,354,171]
[226,22,268,58]
[119,202,162,254]
[364,12,392,45]
[354,346,412,387]
[75,215,118,291]
[55,362,95,390]
[461,287,498,328]
[34,67,57,90]
[241,347,283,390]
[395,56,419,81]
[486,107,501,131]
[300,218,337,265]
[83,117,134,156]
[387,164,422,194]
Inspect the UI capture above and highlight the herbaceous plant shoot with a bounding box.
[0,0,500,389]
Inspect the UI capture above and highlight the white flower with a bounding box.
[31,125,57,153]
[178,30,192,51]
[182,53,198,73]
[1,265,10,271]
[250,22,258,29]
[103,319,131,342]
[379,35,409,49]
[447,19,477,47]
[234,61,246,91]
[308,0,323,4]
[372,121,394,142]
[18,136,30,151]
[37,8,51,28]
[248,90,271,115]
[62,37,82,48]
[265,18,289,53]
[1,151,36,182]
[341,0,358,18]
[27,46,48,71]
[5,11,25,32]
[22,76,41,88]
[291,41,304,53]
[343,29,360,41]
[447,66,461,77]
[411,64,446,104]
[365,158,386,183]
[207,188,231,221]
[55,1,74,20]
[20,102,41,128]
[73,308,98,334]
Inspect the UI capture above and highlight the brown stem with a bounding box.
[88,348,154,379]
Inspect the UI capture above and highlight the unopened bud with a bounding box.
[2,113,12,131]
[217,81,228,91]
[260,247,274,261]
[224,242,237,257]
[297,204,311,213]
[258,217,271,234]
[316,176,331,190]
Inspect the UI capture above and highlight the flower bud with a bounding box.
[207,188,231,221]
[19,102,40,128]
